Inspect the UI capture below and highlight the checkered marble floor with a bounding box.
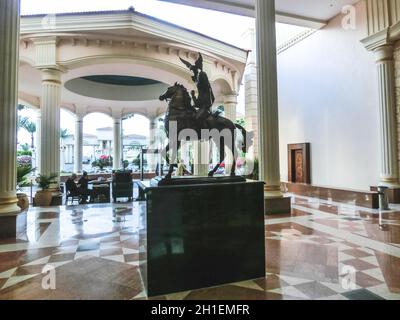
[0,195,399,300]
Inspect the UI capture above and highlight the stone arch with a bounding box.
[211,77,235,103]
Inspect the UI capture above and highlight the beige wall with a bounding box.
[277,0,380,190]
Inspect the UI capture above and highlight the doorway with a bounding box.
[288,143,311,184]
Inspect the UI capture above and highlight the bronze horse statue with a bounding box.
[159,83,252,179]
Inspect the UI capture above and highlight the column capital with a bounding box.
[75,113,85,122]
[223,93,238,105]
[41,68,62,84]
[373,44,394,63]
[112,109,123,121]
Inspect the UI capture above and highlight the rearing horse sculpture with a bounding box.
[159,83,252,179]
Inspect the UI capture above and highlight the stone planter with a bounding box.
[34,190,53,207]
[17,193,30,211]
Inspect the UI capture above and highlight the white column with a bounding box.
[148,117,158,172]
[224,94,238,122]
[374,45,400,187]
[256,0,283,198]
[74,113,84,173]
[193,140,210,176]
[113,117,122,170]
[0,0,20,214]
[243,28,259,160]
[224,94,238,174]
[40,69,62,186]
[35,112,41,174]
[60,143,66,171]
[180,141,190,167]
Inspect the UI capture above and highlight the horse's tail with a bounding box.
[235,124,254,154]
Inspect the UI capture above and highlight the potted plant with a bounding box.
[92,155,113,172]
[34,173,58,207]
[16,165,35,211]
[122,160,129,170]
[246,158,259,181]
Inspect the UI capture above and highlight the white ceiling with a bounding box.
[157,0,360,27]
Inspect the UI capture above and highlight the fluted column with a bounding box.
[243,28,259,159]
[113,117,122,170]
[40,69,62,186]
[74,113,84,174]
[35,112,41,174]
[0,0,20,214]
[256,0,283,198]
[374,45,400,187]
[224,94,238,174]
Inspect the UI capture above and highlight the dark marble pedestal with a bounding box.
[0,211,27,239]
[265,196,292,215]
[138,179,265,297]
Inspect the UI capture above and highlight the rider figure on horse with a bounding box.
[180,53,215,128]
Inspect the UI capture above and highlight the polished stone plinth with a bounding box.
[265,196,292,215]
[138,179,265,297]
[0,212,27,239]
[151,175,246,186]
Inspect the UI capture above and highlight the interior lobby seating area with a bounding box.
[1,0,400,308]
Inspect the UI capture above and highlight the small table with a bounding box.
[89,180,111,203]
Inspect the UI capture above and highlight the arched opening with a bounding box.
[60,108,76,174]
[121,113,150,172]
[83,113,114,173]
[17,104,39,187]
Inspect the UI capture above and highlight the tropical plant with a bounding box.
[235,118,246,127]
[35,173,58,190]
[246,158,259,181]
[17,115,29,131]
[92,155,113,170]
[21,120,36,148]
[17,165,35,188]
[20,143,30,152]
[17,150,32,156]
[132,155,147,167]
[122,160,129,170]
[60,128,70,139]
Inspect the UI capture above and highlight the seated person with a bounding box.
[77,171,93,204]
[65,173,79,196]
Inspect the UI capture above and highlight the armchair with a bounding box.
[112,170,133,202]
